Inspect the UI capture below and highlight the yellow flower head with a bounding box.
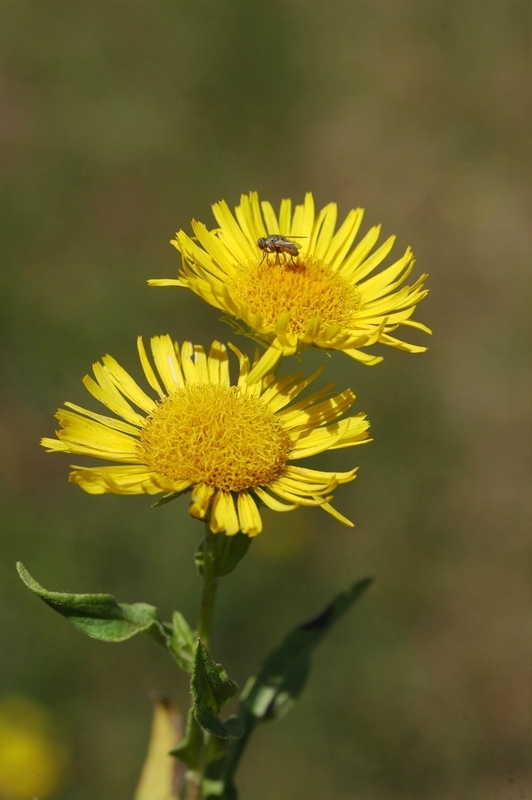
[42,337,371,536]
[150,192,430,379]
[0,696,68,800]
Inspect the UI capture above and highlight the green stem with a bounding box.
[220,710,256,792]
[196,528,219,649]
[182,529,220,799]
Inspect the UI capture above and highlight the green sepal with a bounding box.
[218,315,271,350]
[241,577,374,722]
[192,640,244,740]
[151,483,194,507]
[195,532,252,579]
[17,562,167,646]
[151,491,181,508]
[170,707,204,770]
[169,611,196,673]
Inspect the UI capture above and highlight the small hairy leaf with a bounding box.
[169,612,196,673]
[192,641,243,740]
[17,562,168,645]
[195,532,252,579]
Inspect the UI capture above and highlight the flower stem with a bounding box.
[196,528,219,649]
[182,529,220,799]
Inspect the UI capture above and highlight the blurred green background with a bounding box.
[1,1,529,798]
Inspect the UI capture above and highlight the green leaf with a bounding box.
[169,612,196,673]
[17,562,168,645]
[195,532,252,579]
[192,641,244,740]
[241,577,374,722]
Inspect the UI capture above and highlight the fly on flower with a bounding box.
[150,192,431,381]
[256,235,307,266]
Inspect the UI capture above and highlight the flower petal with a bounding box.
[151,335,185,392]
[210,491,240,535]
[237,492,263,536]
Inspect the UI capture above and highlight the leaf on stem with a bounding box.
[195,532,252,579]
[191,640,244,740]
[169,611,196,673]
[241,577,374,722]
[16,562,168,645]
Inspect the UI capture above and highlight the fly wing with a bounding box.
[281,238,303,253]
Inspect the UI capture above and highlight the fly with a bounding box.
[256,235,307,266]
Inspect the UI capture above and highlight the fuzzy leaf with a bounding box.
[192,641,243,740]
[195,533,252,579]
[17,562,168,645]
[169,612,196,673]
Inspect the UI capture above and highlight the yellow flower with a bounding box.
[0,696,68,800]
[150,192,430,379]
[41,337,370,536]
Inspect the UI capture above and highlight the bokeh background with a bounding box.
[1,1,530,798]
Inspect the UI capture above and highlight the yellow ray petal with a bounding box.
[237,492,263,536]
[268,483,331,506]
[254,487,298,512]
[278,198,293,235]
[83,372,146,427]
[284,390,356,431]
[312,203,338,260]
[347,235,397,283]
[207,341,230,386]
[210,491,240,535]
[246,345,283,385]
[102,355,157,414]
[191,220,239,273]
[325,208,364,269]
[320,502,355,527]
[291,193,315,242]
[68,465,181,495]
[212,200,257,261]
[63,402,141,436]
[339,225,382,276]
[260,200,280,235]
[227,343,251,387]
[190,483,215,520]
[137,337,165,399]
[235,193,263,244]
[150,335,184,393]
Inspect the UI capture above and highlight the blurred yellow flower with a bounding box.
[150,192,430,378]
[41,336,371,535]
[0,696,67,800]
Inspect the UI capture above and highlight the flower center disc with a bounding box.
[139,384,292,492]
[227,257,364,336]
